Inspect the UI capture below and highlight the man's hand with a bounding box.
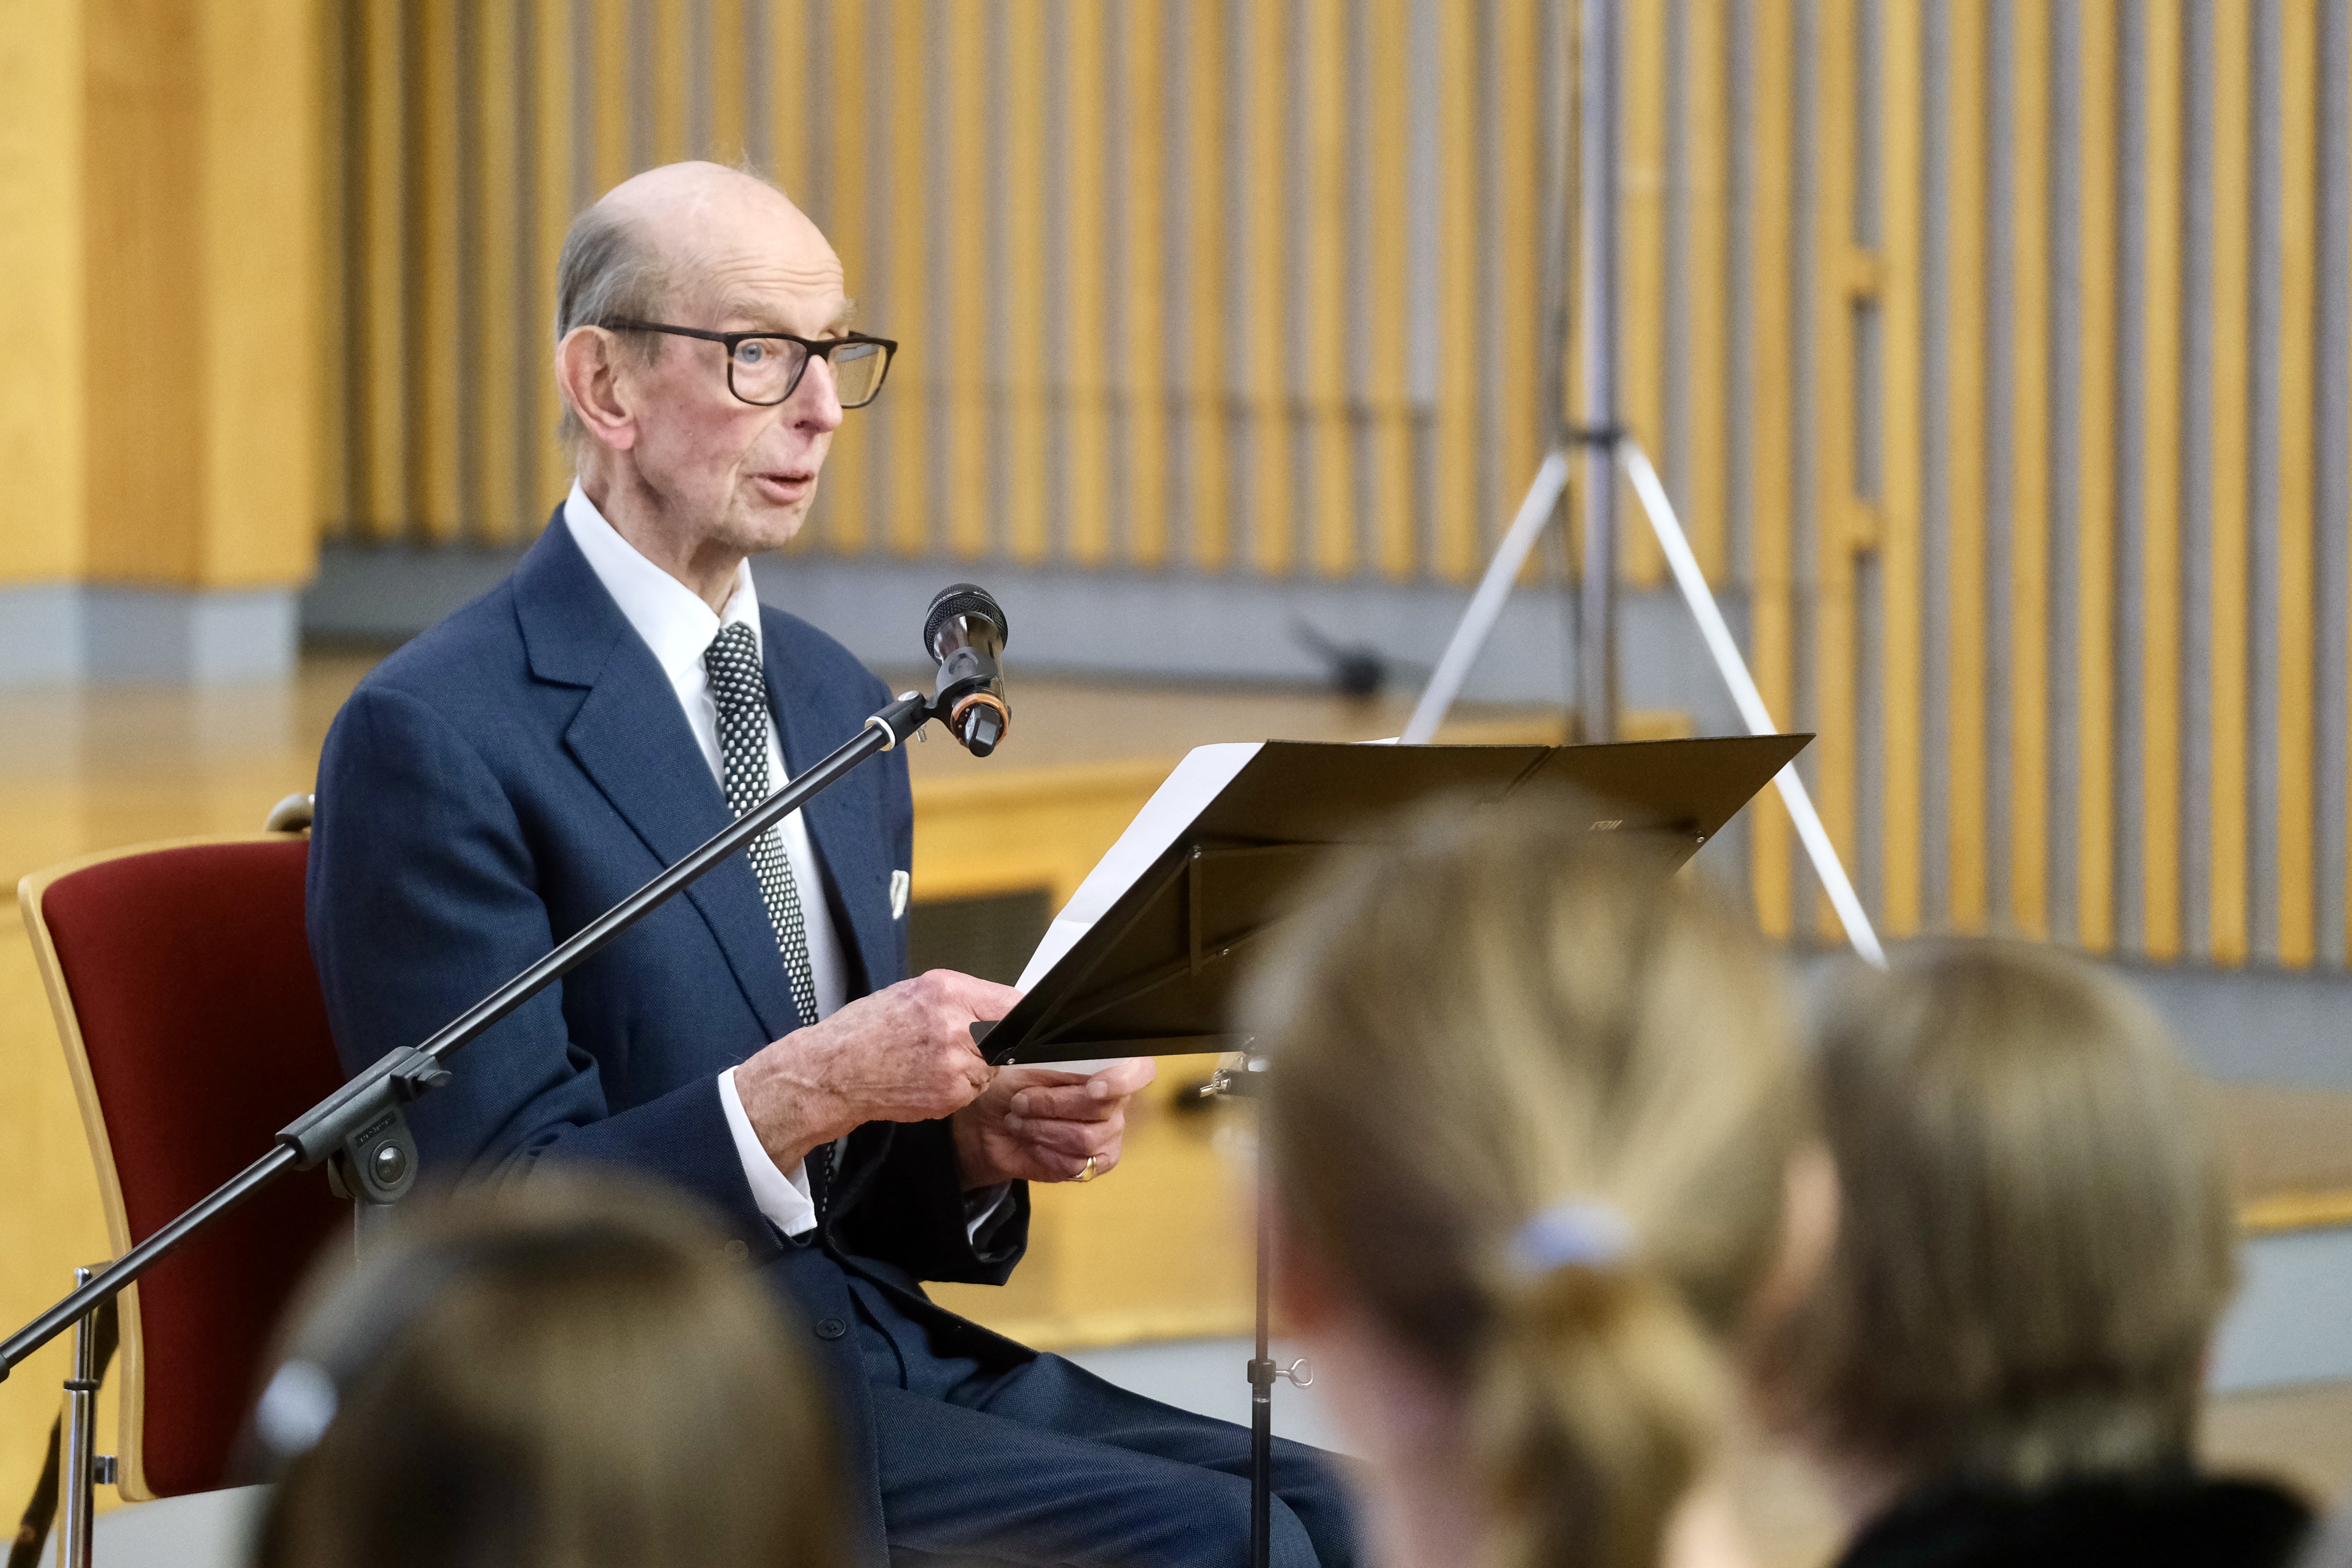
[734,969,1020,1172]
[952,1057,1160,1188]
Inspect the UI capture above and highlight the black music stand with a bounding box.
[971,733,1809,1568]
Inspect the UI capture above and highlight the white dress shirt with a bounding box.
[563,483,844,1237]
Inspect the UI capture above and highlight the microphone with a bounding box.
[923,584,1011,757]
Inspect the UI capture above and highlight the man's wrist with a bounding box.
[736,1044,840,1170]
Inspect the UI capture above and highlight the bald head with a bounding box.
[553,162,844,442]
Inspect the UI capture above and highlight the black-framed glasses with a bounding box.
[601,319,898,408]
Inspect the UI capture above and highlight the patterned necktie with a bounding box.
[703,623,823,1034]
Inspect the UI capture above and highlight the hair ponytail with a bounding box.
[1473,1262,1728,1568]
[1249,799,1807,1568]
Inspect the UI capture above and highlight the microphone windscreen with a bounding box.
[923,584,1009,659]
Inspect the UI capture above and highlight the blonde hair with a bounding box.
[252,1172,844,1568]
[1761,939,2238,1488]
[1247,799,1809,1568]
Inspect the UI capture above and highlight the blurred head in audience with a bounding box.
[248,1172,842,1568]
[1247,801,1825,1568]
[1758,939,2239,1507]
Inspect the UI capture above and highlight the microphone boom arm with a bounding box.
[2,686,941,1381]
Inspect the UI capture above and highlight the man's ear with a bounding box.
[555,326,640,452]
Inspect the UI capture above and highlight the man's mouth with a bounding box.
[753,469,816,499]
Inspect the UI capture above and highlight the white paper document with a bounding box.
[1006,742,1263,1076]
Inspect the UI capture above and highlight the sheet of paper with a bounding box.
[1006,742,1263,1076]
[1017,742,1263,990]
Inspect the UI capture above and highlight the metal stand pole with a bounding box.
[1578,0,1621,742]
[1247,1143,1273,1568]
[57,1268,100,1568]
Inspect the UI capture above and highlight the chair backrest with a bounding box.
[20,835,350,1499]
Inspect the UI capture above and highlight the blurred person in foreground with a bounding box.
[247,1172,841,1568]
[1243,803,1836,1568]
[1757,940,2312,1568]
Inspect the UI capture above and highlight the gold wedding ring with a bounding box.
[1074,1155,1099,1183]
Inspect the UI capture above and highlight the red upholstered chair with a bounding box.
[18,815,350,1499]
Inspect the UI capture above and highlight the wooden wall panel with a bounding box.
[301,0,2352,975]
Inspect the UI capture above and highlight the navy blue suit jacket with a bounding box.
[306,514,1031,1558]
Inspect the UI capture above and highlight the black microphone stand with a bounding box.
[1,673,979,1563]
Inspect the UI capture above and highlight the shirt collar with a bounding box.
[562,481,762,681]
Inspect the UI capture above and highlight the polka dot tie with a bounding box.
[703,623,822,1035]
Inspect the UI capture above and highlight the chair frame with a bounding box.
[18,831,305,1503]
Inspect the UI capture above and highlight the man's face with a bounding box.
[621,195,852,557]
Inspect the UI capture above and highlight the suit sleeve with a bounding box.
[306,683,773,1248]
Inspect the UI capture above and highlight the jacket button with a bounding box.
[724,1239,749,1263]
[814,1316,848,1340]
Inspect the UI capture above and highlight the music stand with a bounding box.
[970,733,1809,1568]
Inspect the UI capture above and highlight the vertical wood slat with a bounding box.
[650,0,688,166]
[1003,0,1048,565]
[2008,1,2051,936]
[769,0,810,198]
[1620,0,1669,587]
[361,0,406,539]
[1121,0,1168,570]
[708,0,747,161]
[1303,0,1353,579]
[1683,0,1730,582]
[413,0,464,544]
[1183,0,1229,573]
[1064,0,1111,570]
[591,0,631,192]
[2209,5,2254,963]
[321,0,352,535]
[1242,0,1292,577]
[531,0,573,519]
[884,0,928,557]
[822,0,870,555]
[2077,0,2120,950]
[1807,0,1861,941]
[474,0,521,544]
[1364,0,1414,581]
[1432,0,1479,583]
[1879,0,1928,935]
[2140,0,2185,959]
[944,0,989,559]
[2276,0,2319,965]
[1747,0,1797,938]
[1945,0,1989,929]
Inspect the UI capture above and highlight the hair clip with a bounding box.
[1507,1199,1636,1276]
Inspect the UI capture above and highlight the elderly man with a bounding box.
[307,162,1353,1568]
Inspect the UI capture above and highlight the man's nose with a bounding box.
[790,356,847,432]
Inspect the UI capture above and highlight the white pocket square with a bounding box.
[890,869,911,920]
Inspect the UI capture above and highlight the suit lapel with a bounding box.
[518,518,804,1042]
[764,616,894,1000]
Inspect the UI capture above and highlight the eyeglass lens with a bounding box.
[728,339,889,408]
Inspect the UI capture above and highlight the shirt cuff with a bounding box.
[965,1183,1013,1245]
[718,1067,818,1238]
